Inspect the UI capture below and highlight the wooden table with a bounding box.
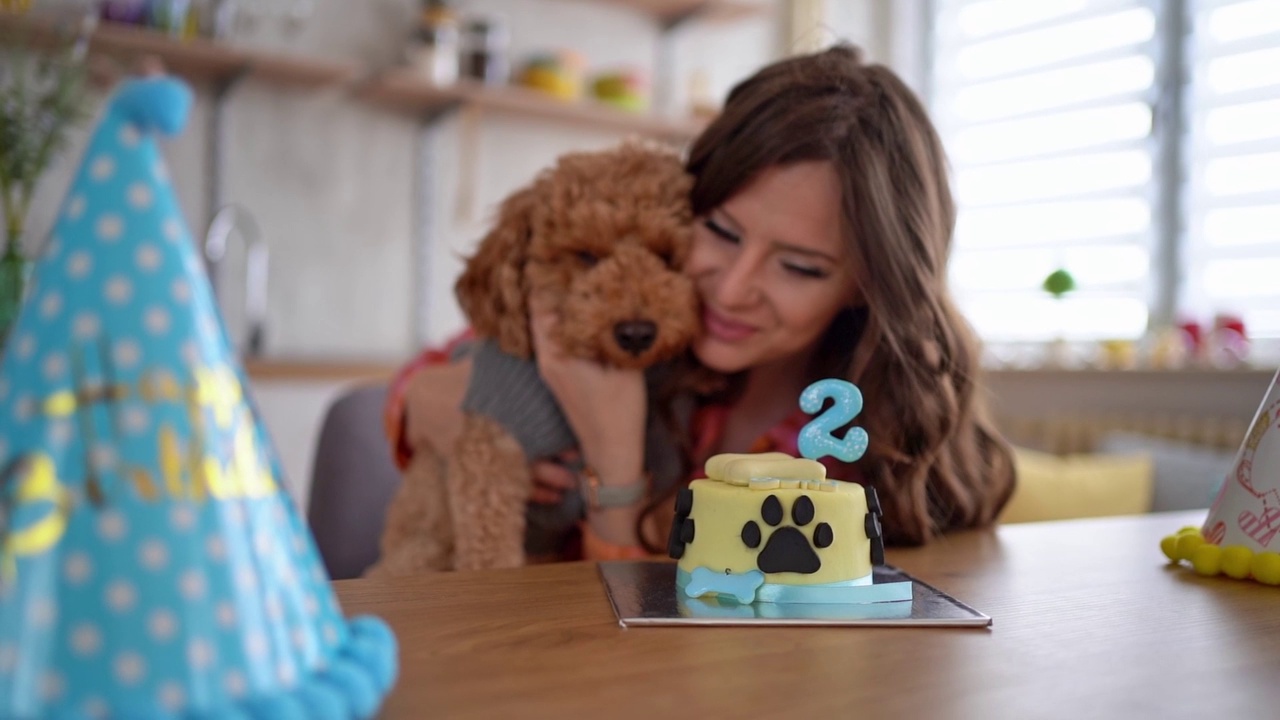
[335,512,1280,718]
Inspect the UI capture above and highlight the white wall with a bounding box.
[822,0,928,94]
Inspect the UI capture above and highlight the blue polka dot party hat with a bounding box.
[0,76,396,719]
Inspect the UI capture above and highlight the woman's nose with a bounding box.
[714,249,762,309]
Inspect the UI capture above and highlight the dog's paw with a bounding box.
[741,494,834,574]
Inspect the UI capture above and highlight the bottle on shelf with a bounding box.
[200,0,238,40]
[406,0,460,87]
[100,0,150,25]
[460,15,510,86]
[149,0,194,38]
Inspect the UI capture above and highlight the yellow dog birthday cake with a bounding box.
[667,451,909,605]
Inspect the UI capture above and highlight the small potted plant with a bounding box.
[0,19,91,346]
[1041,267,1076,367]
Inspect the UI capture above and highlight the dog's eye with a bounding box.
[575,250,599,267]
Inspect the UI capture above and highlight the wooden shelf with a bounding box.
[244,358,400,382]
[2,3,768,89]
[5,10,711,140]
[361,69,708,142]
[579,0,768,26]
[0,11,357,88]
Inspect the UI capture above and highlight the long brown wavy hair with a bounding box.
[641,44,1016,548]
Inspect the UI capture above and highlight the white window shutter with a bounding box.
[930,0,1161,343]
[1183,0,1280,350]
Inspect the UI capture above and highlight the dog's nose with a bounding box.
[614,320,657,355]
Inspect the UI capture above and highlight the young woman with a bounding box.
[387,44,1016,562]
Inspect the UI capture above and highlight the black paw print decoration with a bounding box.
[668,487,694,559]
[742,494,829,573]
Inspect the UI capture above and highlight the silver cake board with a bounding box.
[599,561,991,628]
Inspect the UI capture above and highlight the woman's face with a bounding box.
[685,161,861,375]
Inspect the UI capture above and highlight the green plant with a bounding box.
[1042,268,1076,299]
[0,19,91,259]
[0,16,91,343]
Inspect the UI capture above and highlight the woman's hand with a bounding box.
[529,456,578,505]
[529,293,648,547]
[528,294,648,486]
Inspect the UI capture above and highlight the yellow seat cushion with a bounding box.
[1000,446,1155,524]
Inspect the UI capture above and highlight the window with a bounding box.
[930,0,1280,358]
[931,0,1160,344]
[1183,0,1280,350]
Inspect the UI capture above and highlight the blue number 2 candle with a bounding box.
[797,378,869,463]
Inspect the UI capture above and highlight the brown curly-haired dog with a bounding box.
[370,143,701,574]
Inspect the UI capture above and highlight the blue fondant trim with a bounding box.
[681,566,765,603]
[678,567,912,605]
[752,599,914,620]
[755,579,912,604]
[679,595,915,621]
[677,596,758,618]
[3,616,397,720]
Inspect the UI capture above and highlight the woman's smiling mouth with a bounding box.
[703,308,758,342]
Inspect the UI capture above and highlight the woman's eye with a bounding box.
[703,218,739,244]
[576,250,599,266]
[783,262,828,279]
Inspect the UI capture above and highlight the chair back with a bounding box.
[307,383,401,579]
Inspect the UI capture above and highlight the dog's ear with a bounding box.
[455,185,538,358]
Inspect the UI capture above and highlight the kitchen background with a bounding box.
[16,0,922,358]
[7,0,927,505]
[3,0,1277,518]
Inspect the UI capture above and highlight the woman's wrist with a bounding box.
[584,505,644,547]
[581,457,645,486]
[577,461,647,548]
[579,464,648,510]
[578,421,644,484]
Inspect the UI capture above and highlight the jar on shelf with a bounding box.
[406,0,460,86]
[460,16,510,86]
[150,0,194,37]
[201,0,239,40]
[100,0,149,25]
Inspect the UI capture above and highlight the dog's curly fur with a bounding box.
[369,143,701,574]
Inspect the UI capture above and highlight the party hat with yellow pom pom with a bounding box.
[0,75,396,718]
[1162,369,1280,585]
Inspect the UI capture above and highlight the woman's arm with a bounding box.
[529,295,650,549]
[402,358,472,455]
[382,331,475,468]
